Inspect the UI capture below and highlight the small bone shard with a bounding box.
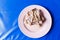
[39,10,46,26]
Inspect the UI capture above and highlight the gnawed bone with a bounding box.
[24,8,46,26]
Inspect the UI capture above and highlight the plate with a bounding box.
[18,5,52,38]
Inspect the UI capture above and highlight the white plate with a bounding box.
[18,5,52,38]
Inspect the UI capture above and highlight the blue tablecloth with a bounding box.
[0,0,60,40]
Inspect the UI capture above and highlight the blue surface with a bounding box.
[0,0,60,40]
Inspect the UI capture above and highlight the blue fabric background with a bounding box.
[0,0,60,40]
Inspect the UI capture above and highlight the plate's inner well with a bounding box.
[23,8,46,32]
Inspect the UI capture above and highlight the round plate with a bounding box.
[18,5,52,38]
